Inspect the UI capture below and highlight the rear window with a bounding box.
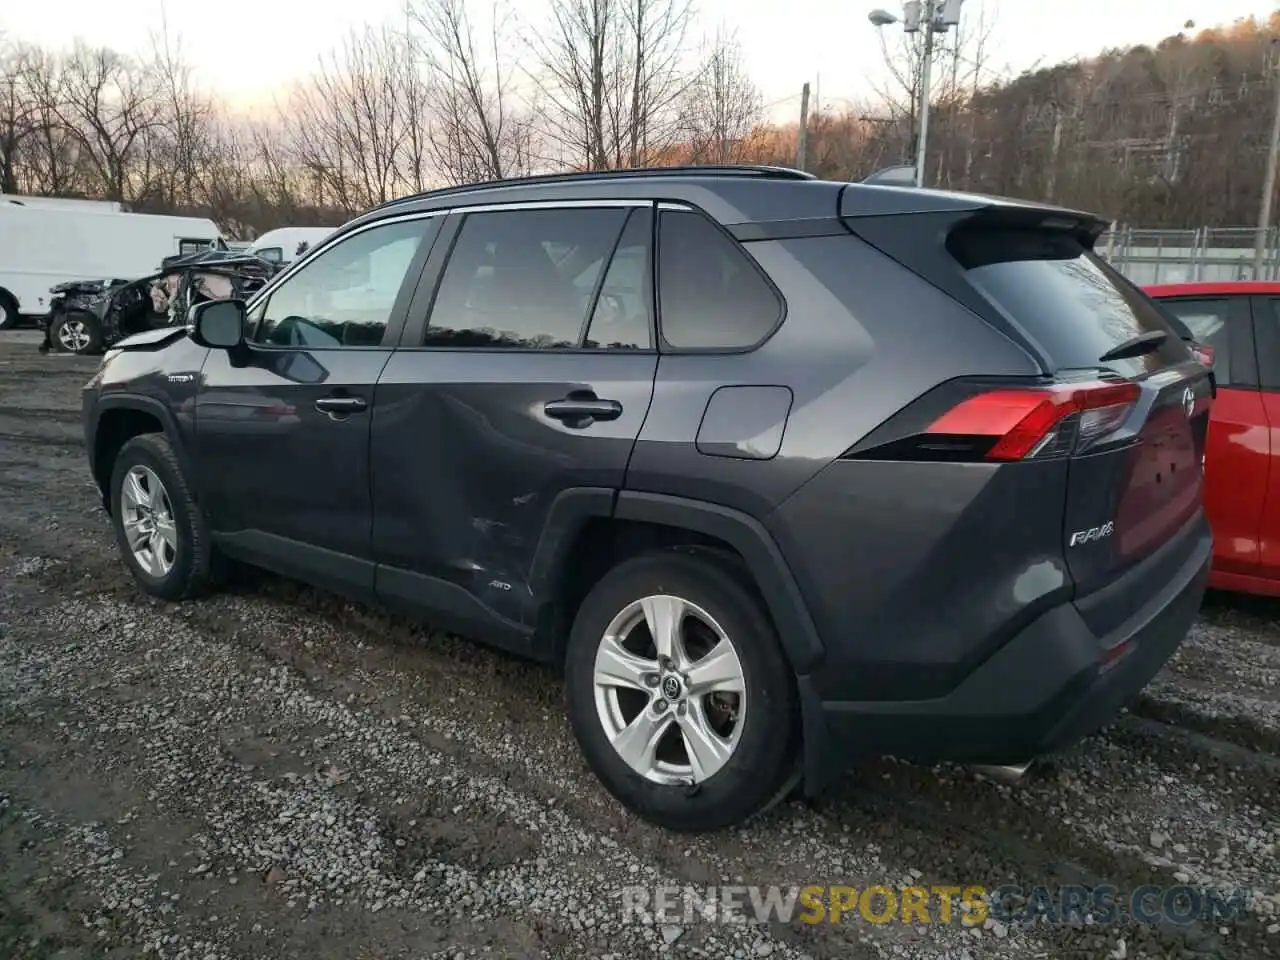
[949,227,1188,378]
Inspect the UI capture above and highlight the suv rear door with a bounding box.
[370,202,658,648]
[1152,293,1265,577]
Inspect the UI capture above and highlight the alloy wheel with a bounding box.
[57,317,91,353]
[119,465,178,577]
[592,594,747,785]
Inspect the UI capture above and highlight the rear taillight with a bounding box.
[925,380,1141,461]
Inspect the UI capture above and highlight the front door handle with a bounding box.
[314,395,368,415]
[544,395,622,425]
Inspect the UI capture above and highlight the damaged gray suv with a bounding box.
[82,165,1213,831]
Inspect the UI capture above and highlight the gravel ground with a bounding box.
[1,330,1278,960]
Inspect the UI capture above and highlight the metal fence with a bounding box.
[1096,226,1280,285]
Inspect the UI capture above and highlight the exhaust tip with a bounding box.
[970,761,1034,785]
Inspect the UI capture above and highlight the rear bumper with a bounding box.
[810,515,1210,771]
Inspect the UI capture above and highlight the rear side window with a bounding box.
[425,206,629,348]
[584,209,653,350]
[949,227,1188,378]
[658,209,781,350]
[1155,298,1233,382]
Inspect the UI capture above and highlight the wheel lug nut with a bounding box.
[677,702,687,715]
[654,699,668,712]
[644,673,659,687]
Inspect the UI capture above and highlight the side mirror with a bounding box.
[190,299,246,349]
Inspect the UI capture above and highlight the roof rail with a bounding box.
[368,164,818,213]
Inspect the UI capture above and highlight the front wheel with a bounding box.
[109,433,217,601]
[565,550,800,831]
[51,311,103,355]
[0,295,18,330]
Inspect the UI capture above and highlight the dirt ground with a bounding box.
[1,329,1278,960]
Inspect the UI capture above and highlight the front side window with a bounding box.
[424,206,631,348]
[658,209,782,350]
[254,218,429,348]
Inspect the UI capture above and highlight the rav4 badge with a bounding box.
[1069,521,1115,547]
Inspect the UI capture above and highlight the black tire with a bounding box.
[564,549,800,832]
[51,311,103,355]
[109,433,217,601]
[0,294,17,331]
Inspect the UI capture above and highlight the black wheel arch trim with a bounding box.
[530,486,831,797]
[612,490,825,671]
[91,394,195,511]
[613,490,831,798]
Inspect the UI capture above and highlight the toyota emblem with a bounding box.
[661,676,682,701]
[1181,386,1195,418]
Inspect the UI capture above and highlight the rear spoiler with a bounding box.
[850,170,1109,245]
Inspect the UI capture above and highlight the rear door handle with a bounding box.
[314,395,368,415]
[544,396,622,424]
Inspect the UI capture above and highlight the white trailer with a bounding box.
[0,205,225,328]
[247,226,337,266]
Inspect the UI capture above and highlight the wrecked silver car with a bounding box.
[40,251,281,355]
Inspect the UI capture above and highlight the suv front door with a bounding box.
[371,203,658,649]
[194,214,441,598]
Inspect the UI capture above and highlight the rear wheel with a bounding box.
[52,311,103,355]
[0,294,17,330]
[565,550,800,831]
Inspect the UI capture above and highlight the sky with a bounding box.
[2,0,1276,123]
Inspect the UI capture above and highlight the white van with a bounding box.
[247,227,337,267]
[0,205,224,328]
[1,194,126,212]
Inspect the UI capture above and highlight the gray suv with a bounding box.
[81,165,1213,832]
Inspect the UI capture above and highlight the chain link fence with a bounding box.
[1096,226,1280,285]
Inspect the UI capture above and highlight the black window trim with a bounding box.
[244,211,444,351]
[654,201,787,355]
[1154,294,1257,390]
[397,199,659,354]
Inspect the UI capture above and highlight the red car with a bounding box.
[1145,281,1280,596]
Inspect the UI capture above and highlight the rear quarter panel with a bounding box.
[625,230,1043,515]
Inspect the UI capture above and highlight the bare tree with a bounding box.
[147,19,216,210]
[679,28,761,163]
[10,46,82,195]
[287,25,425,213]
[0,41,38,193]
[533,0,694,169]
[410,0,533,184]
[48,43,165,201]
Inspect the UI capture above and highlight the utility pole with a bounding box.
[869,1,963,189]
[914,1,936,188]
[1256,39,1280,278]
[797,82,811,172]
